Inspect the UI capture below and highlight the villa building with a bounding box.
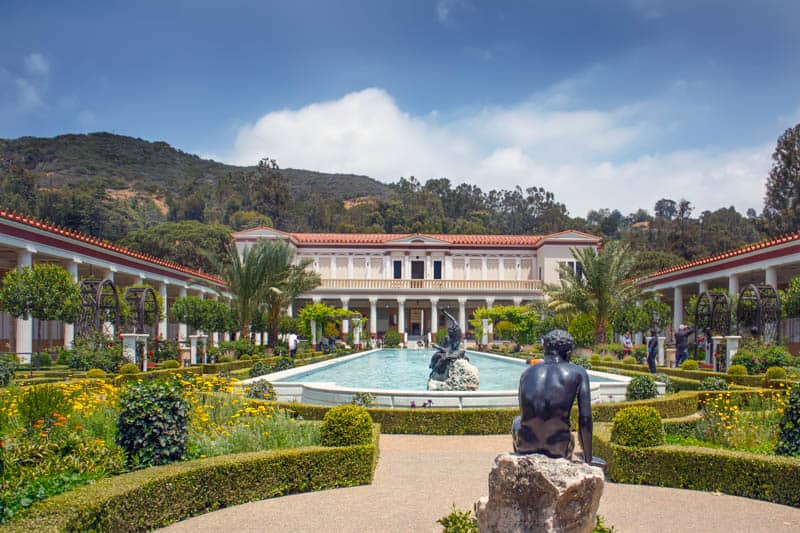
[232,227,601,341]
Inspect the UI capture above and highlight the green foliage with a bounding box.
[776,386,800,456]
[654,373,674,393]
[249,361,272,378]
[245,380,276,401]
[571,356,592,370]
[590,354,601,364]
[472,305,542,345]
[732,344,792,374]
[0,355,17,387]
[436,327,448,346]
[320,405,374,447]
[699,377,730,391]
[765,366,788,381]
[568,313,596,348]
[727,364,748,376]
[622,355,637,366]
[782,276,800,317]
[437,506,478,533]
[611,406,665,447]
[116,380,188,468]
[271,357,294,371]
[17,384,69,430]
[602,355,614,362]
[626,375,658,400]
[680,359,699,370]
[68,333,124,372]
[218,339,257,358]
[593,516,618,533]
[119,363,139,374]
[217,356,233,363]
[161,359,180,369]
[764,124,800,234]
[170,296,205,331]
[351,392,376,407]
[86,368,107,378]
[493,320,515,340]
[383,330,402,347]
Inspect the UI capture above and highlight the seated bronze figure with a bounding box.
[512,329,597,465]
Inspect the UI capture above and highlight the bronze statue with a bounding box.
[512,329,600,466]
[428,310,468,381]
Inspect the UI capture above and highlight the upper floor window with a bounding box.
[393,260,402,279]
[559,261,583,279]
[433,260,442,279]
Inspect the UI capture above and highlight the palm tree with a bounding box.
[220,241,272,340]
[545,241,640,345]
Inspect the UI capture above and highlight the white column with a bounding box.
[15,250,33,362]
[657,336,666,366]
[445,255,453,279]
[287,303,293,317]
[102,270,115,336]
[481,256,488,281]
[485,297,495,340]
[512,297,523,307]
[178,287,188,341]
[765,266,778,289]
[404,254,411,279]
[340,297,350,336]
[159,282,168,340]
[698,281,709,294]
[347,255,354,279]
[384,256,391,279]
[485,297,495,309]
[369,297,378,336]
[430,297,439,335]
[673,286,684,330]
[63,260,79,349]
[515,257,521,281]
[397,297,406,342]
[498,257,505,280]
[426,254,432,279]
[458,298,467,340]
[728,274,739,296]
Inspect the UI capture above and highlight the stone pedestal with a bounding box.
[475,453,604,533]
[712,336,724,372]
[120,333,149,369]
[657,336,666,366]
[725,336,741,367]
[189,334,208,365]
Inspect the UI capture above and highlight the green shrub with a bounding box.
[632,345,647,364]
[239,354,252,361]
[161,359,180,369]
[590,354,601,364]
[727,364,748,376]
[217,355,233,363]
[351,392,376,407]
[320,405,374,447]
[775,386,800,457]
[217,339,256,357]
[572,356,592,370]
[17,384,69,429]
[249,361,272,378]
[437,506,478,533]
[732,344,792,374]
[37,352,52,368]
[271,357,294,371]
[610,406,664,447]
[622,355,637,366]
[765,366,787,381]
[680,359,699,370]
[120,363,140,374]
[383,330,402,347]
[568,313,595,348]
[699,377,730,391]
[86,368,107,379]
[654,373,674,394]
[68,332,124,372]
[246,380,276,400]
[626,375,658,401]
[117,380,188,468]
[0,354,17,386]
[602,355,614,362]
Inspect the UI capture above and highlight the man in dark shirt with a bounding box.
[647,329,659,374]
[674,324,694,367]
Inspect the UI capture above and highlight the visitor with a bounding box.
[674,324,694,367]
[288,331,298,358]
[621,331,633,358]
[647,328,658,374]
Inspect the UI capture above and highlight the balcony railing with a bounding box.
[316,278,542,291]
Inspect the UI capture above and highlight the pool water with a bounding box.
[277,349,613,391]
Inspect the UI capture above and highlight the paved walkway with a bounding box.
[161,435,800,532]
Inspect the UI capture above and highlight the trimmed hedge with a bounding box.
[117,367,203,382]
[593,423,800,507]
[594,361,764,387]
[661,414,701,438]
[593,365,702,391]
[3,427,380,532]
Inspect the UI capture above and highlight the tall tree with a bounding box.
[220,242,273,340]
[764,123,800,234]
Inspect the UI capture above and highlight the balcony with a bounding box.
[315,278,543,291]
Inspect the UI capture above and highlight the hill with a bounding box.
[0,132,391,203]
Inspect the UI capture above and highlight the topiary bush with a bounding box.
[120,363,140,374]
[161,359,180,369]
[117,380,188,468]
[320,405,373,447]
[602,355,614,362]
[680,359,699,370]
[571,356,592,370]
[271,357,294,371]
[765,366,787,381]
[590,354,601,364]
[249,361,272,378]
[626,375,658,401]
[86,368,107,379]
[239,354,252,361]
[383,330,402,347]
[622,355,637,366]
[727,364,748,376]
[775,386,800,457]
[610,406,665,448]
[246,380,276,400]
[217,355,233,363]
[699,377,730,391]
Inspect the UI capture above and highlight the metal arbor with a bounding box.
[123,286,159,336]
[693,291,732,360]
[76,279,121,336]
[737,284,781,343]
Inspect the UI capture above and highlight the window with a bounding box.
[559,261,583,279]
[393,260,402,279]
[433,260,442,279]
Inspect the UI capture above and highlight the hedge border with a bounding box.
[3,426,380,533]
[591,365,703,391]
[593,361,764,387]
[593,423,800,507]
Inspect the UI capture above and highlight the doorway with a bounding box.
[411,261,424,279]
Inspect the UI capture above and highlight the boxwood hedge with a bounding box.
[594,361,765,387]
[593,423,800,507]
[3,427,380,533]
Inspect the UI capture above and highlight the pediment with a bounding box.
[387,234,450,244]
[231,226,290,240]
[541,230,600,242]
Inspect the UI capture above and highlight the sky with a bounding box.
[2,0,799,218]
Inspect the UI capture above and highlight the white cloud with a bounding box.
[436,0,470,24]
[24,52,49,76]
[14,78,44,110]
[228,87,771,217]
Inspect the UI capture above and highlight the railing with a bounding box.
[316,278,542,291]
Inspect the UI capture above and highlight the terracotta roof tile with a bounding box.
[287,232,545,246]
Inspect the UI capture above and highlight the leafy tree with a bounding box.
[654,198,677,220]
[782,276,800,318]
[0,264,81,366]
[201,299,236,335]
[170,296,205,332]
[471,305,541,346]
[299,302,352,345]
[764,123,800,234]
[628,250,684,279]
[228,210,273,231]
[546,241,640,344]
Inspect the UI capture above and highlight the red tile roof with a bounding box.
[640,231,800,281]
[0,209,225,286]
[289,232,545,245]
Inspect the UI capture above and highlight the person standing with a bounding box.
[674,324,694,367]
[288,332,298,358]
[647,329,658,374]
[621,331,633,358]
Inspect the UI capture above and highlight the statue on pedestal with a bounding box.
[427,310,479,391]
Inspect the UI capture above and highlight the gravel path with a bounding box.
[160,434,800,532]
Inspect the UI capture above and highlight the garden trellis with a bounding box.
[736,283,781,344]
[76,279,120,336]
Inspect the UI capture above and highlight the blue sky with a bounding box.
[2,0,799,216]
